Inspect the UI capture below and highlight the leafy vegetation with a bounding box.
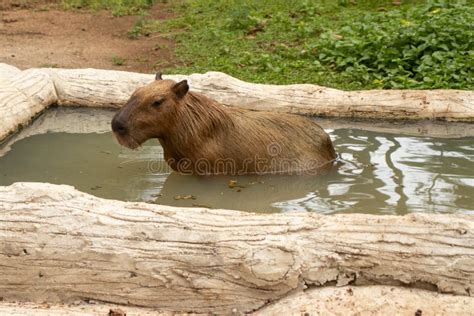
[158,0,473,90]
[316,2,474,89]
[60,0,474,90]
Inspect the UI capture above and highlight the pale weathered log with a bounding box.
[0,67,57,142]
[1,286,473,315]
[1,63,473,143]
[258,285,474,315]
[0,182,473,314]
[41,67,474,121]
[0,63,21,84]
[0,302,165,316]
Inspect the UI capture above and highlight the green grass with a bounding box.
[60,0,474,90]
[156,0,473,90]
[111,55,126,65]
[128,13,148,38]
[61,0,158,16]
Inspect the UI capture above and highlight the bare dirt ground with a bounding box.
[0,0,175,73]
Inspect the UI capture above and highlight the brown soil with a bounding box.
[0,0,175,73]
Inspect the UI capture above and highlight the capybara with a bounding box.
[112,73,337,175]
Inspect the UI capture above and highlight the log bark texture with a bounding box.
[1,285,473,315]
[258,285,474,315]
[0,183,473,314]
[1,63,473,143]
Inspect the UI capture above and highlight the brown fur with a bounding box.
[112,78,337,175]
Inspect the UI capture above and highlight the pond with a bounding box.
[1,108,473,215]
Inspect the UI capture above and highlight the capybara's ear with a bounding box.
[172,80,189,99]
[155,72,163,80]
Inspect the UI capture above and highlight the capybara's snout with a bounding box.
[111,113,128,136]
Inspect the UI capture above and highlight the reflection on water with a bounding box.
[0,129,473,215]
[329,130,474,214]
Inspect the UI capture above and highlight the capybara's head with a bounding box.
[111,73,189,149]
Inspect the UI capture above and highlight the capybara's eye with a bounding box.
[152,99,164,107]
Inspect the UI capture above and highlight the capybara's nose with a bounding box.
[112,116,128,135]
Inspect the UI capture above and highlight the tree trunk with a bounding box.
[0,183,473,314]
[258,285,474,315]
[1,63,473,142]
[1,286,473,315]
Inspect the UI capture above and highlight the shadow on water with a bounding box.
[0,108,473,215]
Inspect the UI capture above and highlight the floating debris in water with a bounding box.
[228,180,238,188]
[228,180,247,189]
[174,195,196,200]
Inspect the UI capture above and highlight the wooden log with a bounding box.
[1,286,473,315]
[1,63,473,143]
[0,63,21,84]
[44,67,474,121]
[0,302,164,316]
[258,285,474,315]
[0,67,57,142]
[0,182,473,314]
[184,72,474,122]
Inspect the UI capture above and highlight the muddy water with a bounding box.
[0,109,473,215]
